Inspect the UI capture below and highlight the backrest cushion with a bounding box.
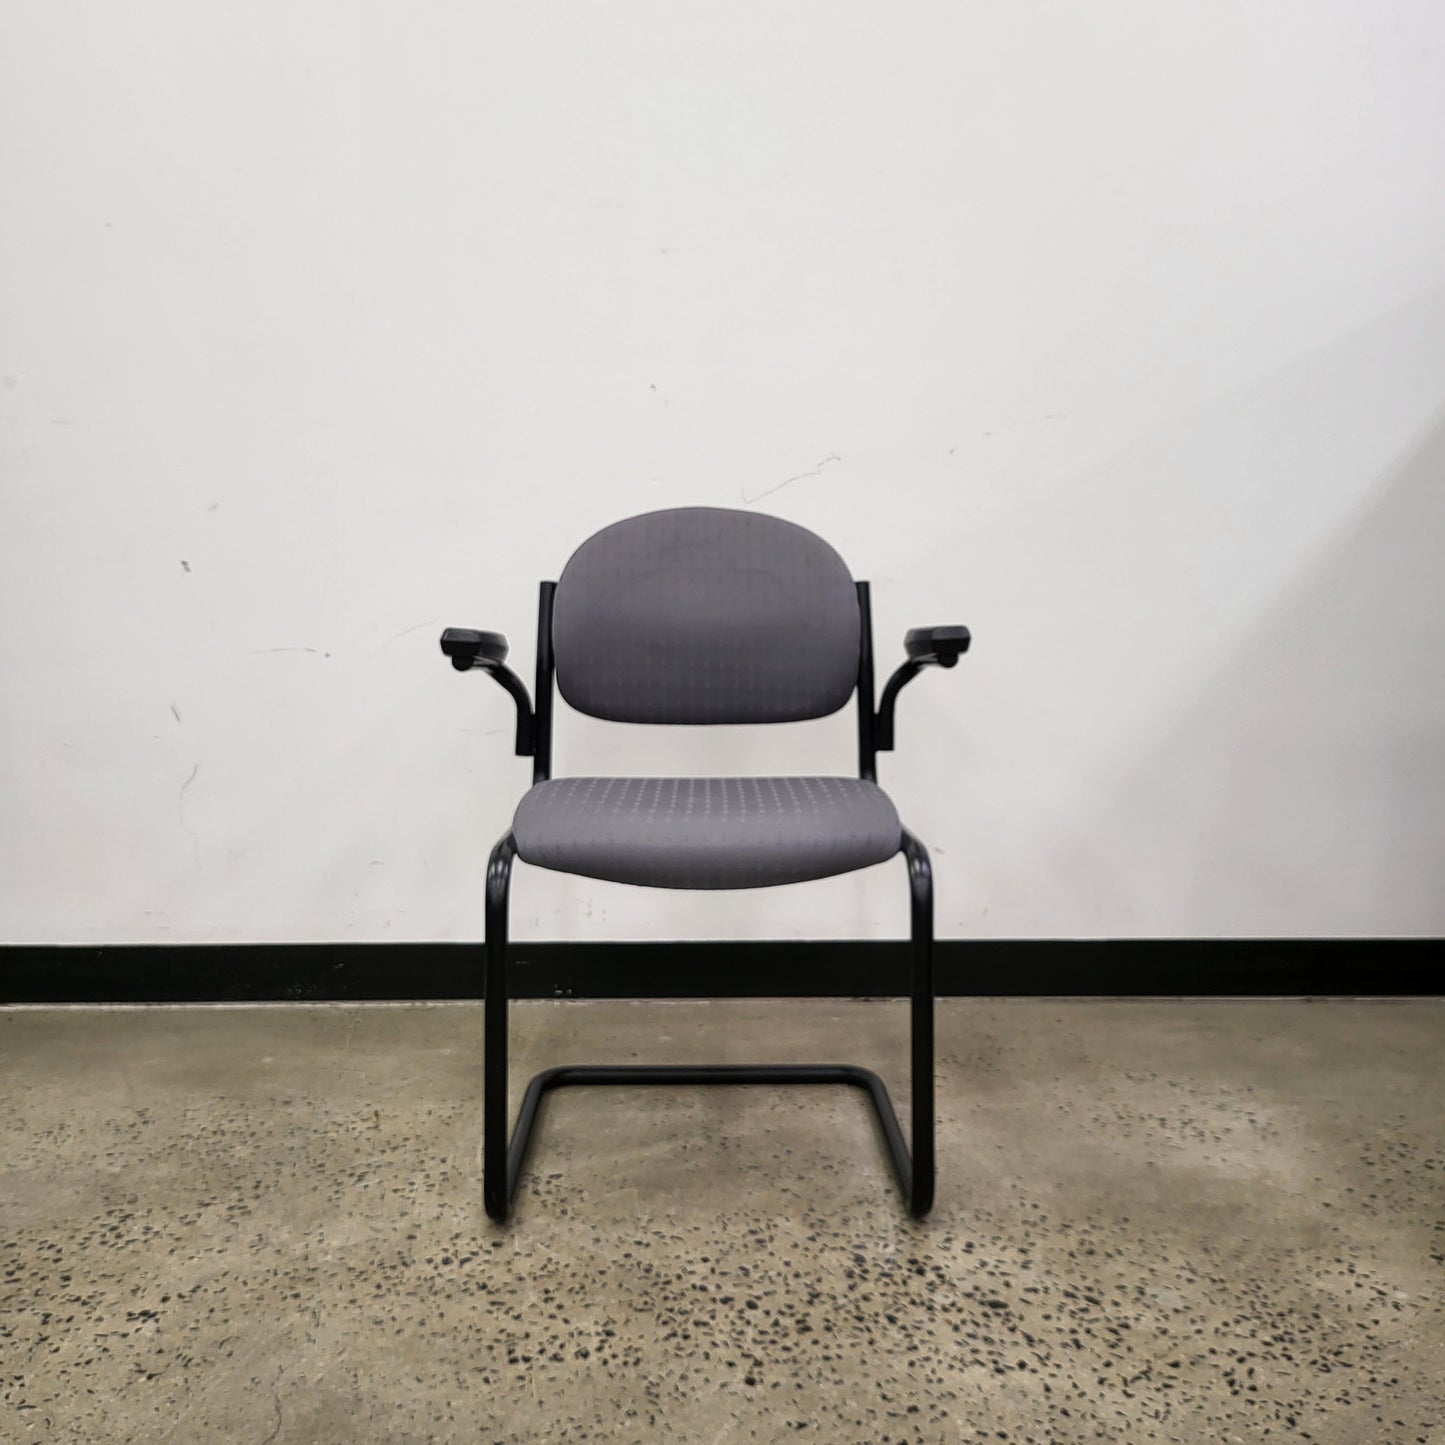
[551,507,860,724]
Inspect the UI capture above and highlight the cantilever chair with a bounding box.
[440,507,969,1222]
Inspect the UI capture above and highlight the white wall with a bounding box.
[3,2,1443,945]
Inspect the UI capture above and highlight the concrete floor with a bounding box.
[1,1000,1442,1444]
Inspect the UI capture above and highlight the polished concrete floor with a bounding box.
[1,999,1442,1443]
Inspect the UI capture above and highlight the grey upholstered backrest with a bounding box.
[551,507,861,724]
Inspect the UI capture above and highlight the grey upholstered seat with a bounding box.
[512,775,903,890]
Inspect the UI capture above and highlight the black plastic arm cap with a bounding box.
[905,625,971,668]
[440,627,509,671]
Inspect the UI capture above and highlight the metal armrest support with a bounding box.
[875,625,971,751]
[440,628,535,756]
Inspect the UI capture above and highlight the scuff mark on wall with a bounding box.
[178,764,201,866]
[370,619,436,658]
[741,452,841,506]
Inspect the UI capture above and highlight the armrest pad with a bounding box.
[440,628,509,671]
[905,625,971,668]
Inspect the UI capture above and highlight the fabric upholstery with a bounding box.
[512,776,902,890]
[550,507,861,725]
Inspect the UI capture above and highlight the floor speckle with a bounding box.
[1,1000,1442,1441]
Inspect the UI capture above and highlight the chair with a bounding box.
[440,507,969,1221]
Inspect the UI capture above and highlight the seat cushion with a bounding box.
[512,777,903,890]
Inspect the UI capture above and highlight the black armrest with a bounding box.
[877,625,971,751]
[440,628,534,756]
[905,625,971,668]
[440,627,509,670]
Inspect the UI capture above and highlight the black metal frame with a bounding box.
[472,578,947,1222]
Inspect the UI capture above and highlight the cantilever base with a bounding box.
[483,828,937,1225]
[493,1062,926,1220]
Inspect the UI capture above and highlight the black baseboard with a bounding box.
[0,939,1439,1004]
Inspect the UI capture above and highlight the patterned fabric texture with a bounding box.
[512,776,903,890]
[550,507,861,725]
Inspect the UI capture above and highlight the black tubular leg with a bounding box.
[483,835,938,1222]
[484,832,516,1221]
[903,828,936,1217]
[504,1063,914,1206]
